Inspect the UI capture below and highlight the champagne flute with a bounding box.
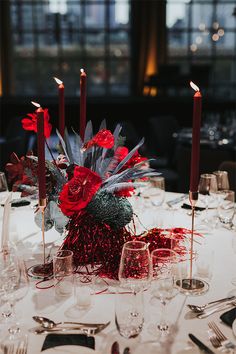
[150,248,181,337]
[198,173,218,225]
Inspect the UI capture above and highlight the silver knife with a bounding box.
[166,194,187,207]
[189,333,215,353]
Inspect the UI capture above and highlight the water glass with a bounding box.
[217,190,235,225]
[150,176,165,206]
[115,291,144,338]
[195,249,214,282]
[213,170,230,190]
[0,172,8,192]
[74,270,94,309]
[53,250,74,298]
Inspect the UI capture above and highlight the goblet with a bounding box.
[150,248,181,337]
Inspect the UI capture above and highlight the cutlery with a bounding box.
[187,295,236,313]
[208,321,236,350]
[197,301,236,319]
[123,348,130,354]
[188,333,215,353]
[32,316,107,329]
[166,194,187,207]
[111,341,120,354]
[30,321,110,335]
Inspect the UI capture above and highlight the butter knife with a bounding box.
[189,333,214,353]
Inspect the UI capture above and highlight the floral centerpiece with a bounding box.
[5,110,199,279]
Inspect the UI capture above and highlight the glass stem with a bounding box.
[158,299,168,332]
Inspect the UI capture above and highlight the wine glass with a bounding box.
[150,248,181,338]
[198,173,218,226]
[118,240,152,294]
[0,249,29,338]
[116,240,152,338]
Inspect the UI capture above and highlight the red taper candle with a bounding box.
[36,105,46,202]
[80,68,87,140]
[190,81,202,194]
[54,77,65,138]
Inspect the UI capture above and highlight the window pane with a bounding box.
[167,2,190,29]
[85,32,105,57]
[109,60,130,95]
[190,31,212,56]
[109,1,130,29]
[88,60,106,96]
[109,31,130,56]
[215,31,235,55]
[192,3,213,30]
[168,30,188,57]
[85,4,105,28]
[217,4,235,29]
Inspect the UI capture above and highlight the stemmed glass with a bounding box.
[116,240,152,338]
[198,173,218,226]
[150,248,181,338]
[0,248,29,338]
[118,240,152,293]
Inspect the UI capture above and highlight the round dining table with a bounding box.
[0,191,236,354]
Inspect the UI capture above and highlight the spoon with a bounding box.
[33,316,108,329]
[187,295,236,313]
[30,321,111,335]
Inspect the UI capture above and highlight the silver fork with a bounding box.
[16,337,28,354]
[208,321,236,350]
[208,332,225,351]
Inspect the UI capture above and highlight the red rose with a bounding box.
[21,108,52,138]
[84,129,114,149]
[59,166,102,216]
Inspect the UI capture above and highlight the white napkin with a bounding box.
[1,192,12,250]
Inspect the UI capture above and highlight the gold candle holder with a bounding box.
[178,191,209,295]
[28,199,53,279]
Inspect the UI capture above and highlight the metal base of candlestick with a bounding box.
[176,278,209,296]
[28,262,53,279]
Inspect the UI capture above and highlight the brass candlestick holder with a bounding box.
[28,199,53,279]
[177,191,209,295]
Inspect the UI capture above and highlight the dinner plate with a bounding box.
[232,318,236,337]
[43,346,99,354]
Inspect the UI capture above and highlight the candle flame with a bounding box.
[190,81,200,92]
[31,101,40,108]
[54,77,63,85]
[80,68,84,73]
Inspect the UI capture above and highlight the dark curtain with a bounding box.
[131,0,167,95]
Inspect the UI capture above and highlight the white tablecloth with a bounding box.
[0,192,236,353]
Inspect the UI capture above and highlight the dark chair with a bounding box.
[0,117,30,169]
[218,160,236,193]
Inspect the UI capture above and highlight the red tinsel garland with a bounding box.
[62,210,202,280]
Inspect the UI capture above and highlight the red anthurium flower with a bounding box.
[59,166,102,216]
[84,129,114,149]
[21,108,52,138]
